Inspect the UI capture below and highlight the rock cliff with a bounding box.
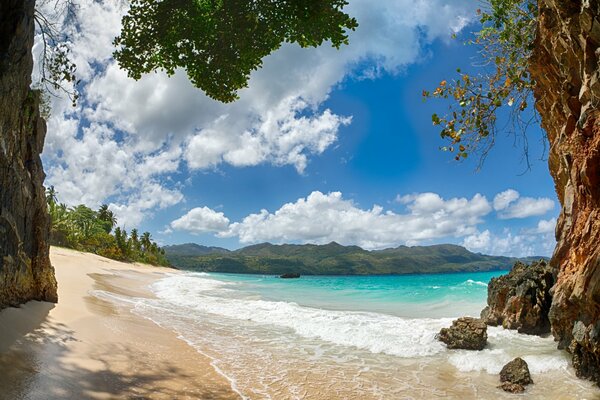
[530,0,600,383]
[0,0,57,308]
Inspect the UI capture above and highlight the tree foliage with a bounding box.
[113,0,357,102]
[46,187,169,266]
[34,0,80,109]
[423,0,538,164]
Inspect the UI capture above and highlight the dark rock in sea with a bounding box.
[498,357,533,393]
[280,273,301,279]
[568,320,600,383]
[437,317,487,350]
[480,260,553,335]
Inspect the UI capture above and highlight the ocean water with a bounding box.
[94,271,600,399]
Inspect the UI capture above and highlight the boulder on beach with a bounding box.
[280,273,301,279]
[498,357,533,393]
[436,317,487,350]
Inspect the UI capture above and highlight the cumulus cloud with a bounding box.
[462,227,556,258]
[463,217,557,257]
[39,0,475,222]
[171,189,557,255]
[493,189,520,211]
[171,207,231,234]
[492,189,555,219]
[526,217,557,235]
[170,191,492,249]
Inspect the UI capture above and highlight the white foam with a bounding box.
[448,349,509,374]
[448,327,570,374]
[463,279,488,287]
[150,274,452,358]
[91,272,583,399]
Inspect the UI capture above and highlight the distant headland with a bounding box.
[164,242,547,276]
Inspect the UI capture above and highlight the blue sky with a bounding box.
[38,1,557,256]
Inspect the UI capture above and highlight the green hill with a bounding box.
[164,242,548,275]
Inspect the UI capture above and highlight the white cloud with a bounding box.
[492,189,555,219]
[528,217,557,234]
[498,197,555,219]
[463,224,556,258]
[493,189,520,211]
[462,230,492,252]
[172,190,557,256]
[40,0,476,222]
[171,207,231,234]
[206,190,492,249]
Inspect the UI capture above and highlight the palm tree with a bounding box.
[45,186,57,213]
[130,228,141,254]
[70,204,98,239]
[141,232,152,253]
[97,204,117,233]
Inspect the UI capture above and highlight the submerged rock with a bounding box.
[498,357,533,393]
[280,273,301,279]
[480,260,553,335]
[437,317,487,350]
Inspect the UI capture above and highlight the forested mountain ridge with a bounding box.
[164,242,547,275]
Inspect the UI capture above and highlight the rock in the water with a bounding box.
[0,0,57,309]
[480,260,553,335]
[498,357,532,393]
[437,317,487,350]
[280,273,301,279]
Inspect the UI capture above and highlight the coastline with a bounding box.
[0,247,238,399]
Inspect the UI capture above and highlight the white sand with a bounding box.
[0,247,238,399]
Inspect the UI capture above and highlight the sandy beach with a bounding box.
[0,247,238,400]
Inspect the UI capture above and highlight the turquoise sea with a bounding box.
[96,270,598,399]
[204,271,501,318]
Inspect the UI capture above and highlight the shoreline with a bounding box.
[0,247,239,399]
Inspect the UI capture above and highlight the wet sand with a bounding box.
[0,247,239,400]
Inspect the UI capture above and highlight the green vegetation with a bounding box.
[114,0,357,103]
[164,242,546,275]
[46,186,170,266]
[424,0,537,164]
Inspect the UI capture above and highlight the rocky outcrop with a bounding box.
[0,0,57,308]
[498,357,533,393]
[437,317,487,350]
[280,273,301,279]
[480,260,554,335]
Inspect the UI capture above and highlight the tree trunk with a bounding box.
[0,0,57,308]
[530,0,600,383]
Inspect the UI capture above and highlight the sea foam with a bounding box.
[150,274,452,358]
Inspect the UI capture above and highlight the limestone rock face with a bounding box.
[0,0,57,308]
[498,357,533,393]
[481,260,554,335]
[530,0,600,384]
[437,317,487,350]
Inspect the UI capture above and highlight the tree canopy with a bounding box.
[113,0,357,102]
[423,0,538,164]
[46,187,170,266]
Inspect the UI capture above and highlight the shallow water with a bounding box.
[94,271,600,399]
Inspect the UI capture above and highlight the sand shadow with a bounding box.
[0,314,237,399]
[0,300,55,353]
